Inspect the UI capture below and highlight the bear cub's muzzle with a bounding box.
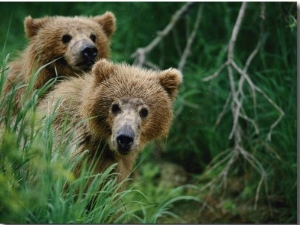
[116,125,135,155]
[71,40,98,71]
[81,43,98,66]
[109,98,146,155]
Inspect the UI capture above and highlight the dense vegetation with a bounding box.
[0,2,297,223]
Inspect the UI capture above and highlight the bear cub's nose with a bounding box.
[116,126,134,154]
[82,45,98,62]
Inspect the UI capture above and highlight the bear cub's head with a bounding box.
[25,12,116,72]
[83,59,182,156]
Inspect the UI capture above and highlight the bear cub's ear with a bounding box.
[158,68,183,100]
[92,12,116,38]
[25,16,50,38]
[92,59,115,85]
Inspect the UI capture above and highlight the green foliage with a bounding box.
[0,31,195,224]
[121,162,199,223]
[0,2,296,223]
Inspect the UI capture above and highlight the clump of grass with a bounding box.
[119,161,199,223]
[0,59,131,223]
[0,56,197,223]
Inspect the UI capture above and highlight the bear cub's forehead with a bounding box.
[47,17,101,30]
[116,97,145,106]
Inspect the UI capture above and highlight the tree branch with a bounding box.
[228,2,248,61]
[178,4,203,72]
[131,2,195,67]
[200,3,282,211]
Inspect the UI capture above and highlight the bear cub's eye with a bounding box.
[62,34,72,44]
[90,34,96,43]
[139,107,149,118]
[111,103,121,115]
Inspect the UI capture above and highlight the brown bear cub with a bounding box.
[37,59,182,186]
[3,12,116,111]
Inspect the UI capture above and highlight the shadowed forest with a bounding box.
[0,2,297,223]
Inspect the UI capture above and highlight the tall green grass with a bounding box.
[0,2,296,223]
[0,55,197,223]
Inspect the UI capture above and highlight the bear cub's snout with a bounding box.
[116,125,135,154]
[70,39,99,70]
[81,43,98,65]
[109,98,146,155]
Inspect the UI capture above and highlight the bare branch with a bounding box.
[199,3,283,211]
[243,40,261,73]
[239,111,260,135]
[214,92,231,128]
[202,62,228,82]
[231,60,285,141]
[228,2,248,60]
[144,60,160,70]
[178,4,203,72]
[131,2,195,67]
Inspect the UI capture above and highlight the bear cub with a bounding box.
[3,12,116,111]
[38,59,182,186]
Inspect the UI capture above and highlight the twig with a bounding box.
[131,2,195,67]
[202,62,227,82]
[228,66,239,140]
[214,92,231,128]
[172,28,182,58]
[178,4,203,72]
[231,60,285,141]
[203,2,283,141]
[227,2,248,140]
[239,110,259,135]
[254,174,264,210]
[227,2,248,61]
[144,60,160,70]
[198,149,232,185]
[199,3,282,211]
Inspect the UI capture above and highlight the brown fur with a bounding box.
[3,12,116,112]
[37,59,182,186]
